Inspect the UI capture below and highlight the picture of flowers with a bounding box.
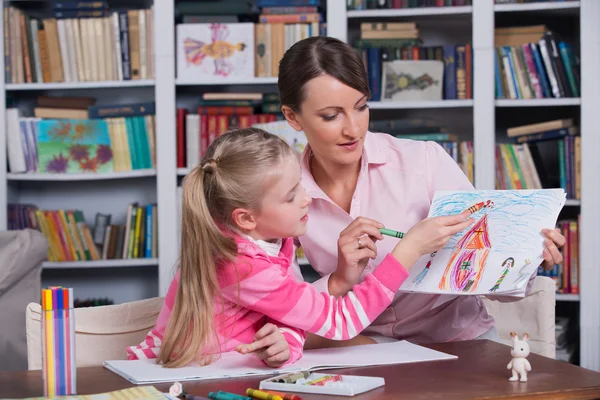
[37,119,114,173]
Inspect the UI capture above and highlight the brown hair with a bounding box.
[158,128,296,368]
[277,36,371,112]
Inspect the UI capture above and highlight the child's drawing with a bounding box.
[489,257,515,292]
[413,251,437,286]
[399,189,566,297]
[513,259,532,288]
[177,23,254,80]
[438,212,492,293]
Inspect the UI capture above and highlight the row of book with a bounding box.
[6,102,156,174]
[494,26,579,99]
[495,0,577,3]
[348,0,472,9]
[358,39,472,101]
[7,202,158,262]
[538,218,579,295]
[177,94,282,169]
[497,118,580,199]
[5,4,154,84]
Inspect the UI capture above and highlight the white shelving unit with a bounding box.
[0,0,159,305]
[331,0,599,372]
[0,0,597,372]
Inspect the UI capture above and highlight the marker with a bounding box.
[263,390,303,400]
[273,371,310,384]
[380,228,404,239]
[246,388,283,400]
[208,391,252,400]
[304,374,342,386]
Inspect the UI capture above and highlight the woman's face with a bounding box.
[283,74,370,167]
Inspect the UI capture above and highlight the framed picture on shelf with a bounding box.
[176,23,255,81]
[381,60,443,102]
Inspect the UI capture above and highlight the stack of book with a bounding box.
[356,22,472,101]
[4,2,154,84]
[7,202,158,261]
[5,98,156,174]
[495,118,580,200]
[494,26,579,99]
[348,0,472,10]
[177,93,282,169]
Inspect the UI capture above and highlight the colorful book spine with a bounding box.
[42,286,76,397]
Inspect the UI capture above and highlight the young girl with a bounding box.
[126,128,473,368]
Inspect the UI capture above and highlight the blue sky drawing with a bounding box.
[429,189,566,253]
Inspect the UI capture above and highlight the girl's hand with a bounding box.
[541,228,566,270]
[329,217,384,296]
[235,323,290,368]
[392,210,475,269]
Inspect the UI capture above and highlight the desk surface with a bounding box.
[2,340,600,400]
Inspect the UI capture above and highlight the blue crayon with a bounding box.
[208,391,252,400]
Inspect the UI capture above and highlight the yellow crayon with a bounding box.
[246,388,283,400]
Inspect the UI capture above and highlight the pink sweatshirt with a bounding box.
[127,235,408,365]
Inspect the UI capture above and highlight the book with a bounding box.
[103,340,456,385]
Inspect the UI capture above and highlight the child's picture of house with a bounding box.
[400,189,566,296]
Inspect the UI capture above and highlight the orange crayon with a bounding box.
[466,200,493,214]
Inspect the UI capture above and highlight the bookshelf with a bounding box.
[330,0,599,372]
[0,0,159,305]
[0,0,597,372]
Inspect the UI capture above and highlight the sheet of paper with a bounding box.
[103,340,457,385]
[399,189,566,297]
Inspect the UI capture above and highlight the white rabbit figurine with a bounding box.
[507,332,532,382]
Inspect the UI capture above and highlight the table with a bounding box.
[2,340,600,399]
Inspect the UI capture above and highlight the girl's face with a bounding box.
[244,155,312,241]
[282,74,370,168]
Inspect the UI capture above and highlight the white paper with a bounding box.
[103,341,456,385]
[399,189,566,297]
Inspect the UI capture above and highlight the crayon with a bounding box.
[246,388,283,400]
[305,374,342,386]
[273,371,311,383]
[263,391,303,400]
[465,200,494,215]
[380,228,404,239]
[208,391,252,400]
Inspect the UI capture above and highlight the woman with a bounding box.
[277,36,565,346]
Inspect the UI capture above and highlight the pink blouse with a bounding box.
[296,131,496,343]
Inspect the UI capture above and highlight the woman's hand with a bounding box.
[541,228,566,270]
[329,217,384,296]
[235,323,290,368]
[392,210,475,269]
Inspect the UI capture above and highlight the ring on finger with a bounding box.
[357,237,363,248]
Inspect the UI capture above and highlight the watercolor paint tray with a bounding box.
[259,373,385,397]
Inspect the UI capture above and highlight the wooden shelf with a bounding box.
[556,294,580,302]
[369,100,473,109]
[176,77,278,86]
[494,1,580,13]
[42,258,159,269]
[7,169,156,181]
[347,6,472,18]
[495,98,581,107]
[177,168,191,176]
[6,80,155,91]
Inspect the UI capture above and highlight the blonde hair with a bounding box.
[158,128,296,368]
